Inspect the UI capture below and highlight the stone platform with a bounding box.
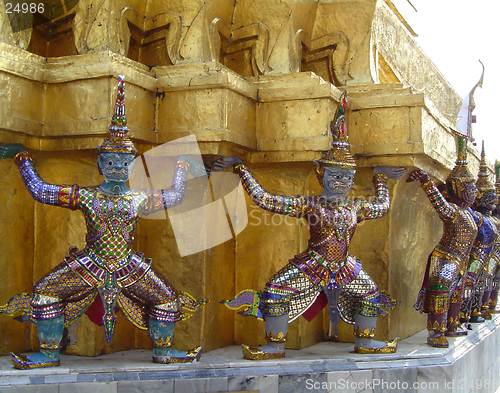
[1,316,500,393]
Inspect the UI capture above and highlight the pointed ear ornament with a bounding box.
[313,160,324,186]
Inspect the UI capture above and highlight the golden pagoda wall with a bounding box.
[0,0,493,356]
[0,157,35,354]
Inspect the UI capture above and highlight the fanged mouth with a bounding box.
[327,181,350,192]
[105,168,128,180]
[462,192,477,204]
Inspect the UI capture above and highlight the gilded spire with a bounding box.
[447,63,484,187]
[468,60,484,144]
[456,60,484,144]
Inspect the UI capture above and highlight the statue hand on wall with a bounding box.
[178,155,208,178]
[0,144,26,159]
[212,156,243,172]
[406,169,429,183]
[374,166,407,180]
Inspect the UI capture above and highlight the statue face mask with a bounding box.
[98,152,135,183]
[476,189,499,212]
[322,167,355,199]
[460,180,478,205]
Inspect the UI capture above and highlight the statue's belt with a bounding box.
[432,246,469,273]
[64,248,151,288]
[290,249,360,287]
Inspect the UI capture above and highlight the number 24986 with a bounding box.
[5,3,45,13]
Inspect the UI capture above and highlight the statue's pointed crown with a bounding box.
[476,141,495,193]
[495,160,500,197]
[98,75,137,155]
[317,90,356,169]
[446,135,475,183]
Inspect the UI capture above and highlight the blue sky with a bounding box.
[410,1,499,165]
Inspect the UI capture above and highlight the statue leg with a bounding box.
[353,314,397,353]
[324,287,340,340]
[10,296,64,369]
[424,257,460,348]
[481,259,497,319]
[445,276,467,337]
[241,292,289,360]
[489,288,499,313]
[337,268,398,354]
[490,265,500,313]
[481,290,492,319]
[122,266,203,364]
[241,314,288,360]
[427,312,448,347]
[241,263,312,360]
[460,273,475,323]
[8,261,94,369]
[480,273,493,320]
[470,278,486,323]
[462,259,485,324]
[149,309,202,364]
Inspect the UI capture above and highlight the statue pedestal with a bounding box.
[2,315,500,392]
